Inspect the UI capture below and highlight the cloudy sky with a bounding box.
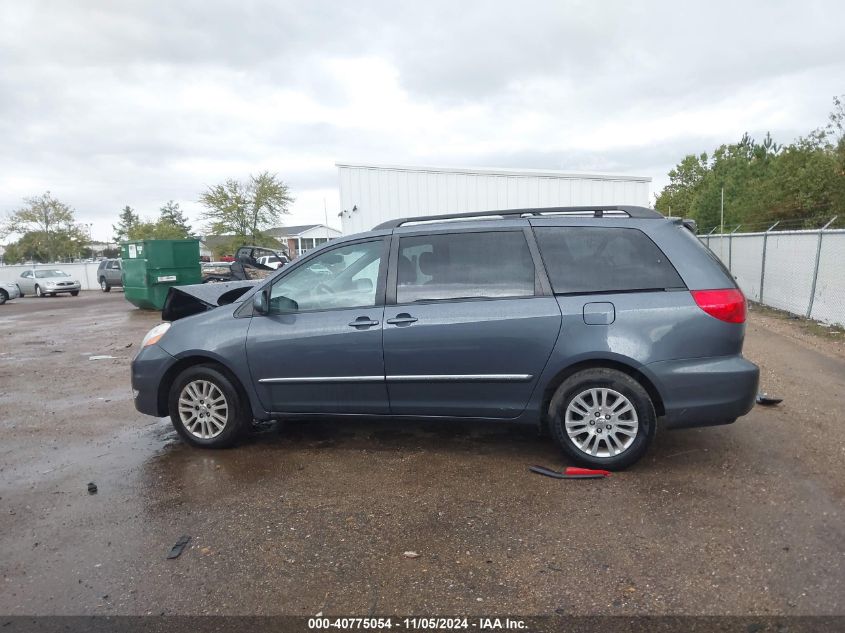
[1,0,843,241]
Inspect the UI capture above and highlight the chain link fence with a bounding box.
[700,226,845,326]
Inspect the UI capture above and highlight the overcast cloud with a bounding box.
[1,0,843,240]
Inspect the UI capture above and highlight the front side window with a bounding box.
[269,240,382,313]
[396,231,535,304]
[534,227,685,294]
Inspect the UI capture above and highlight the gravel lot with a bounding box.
[0,292,843,615]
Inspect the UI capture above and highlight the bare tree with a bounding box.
[199,171,294,241]
[3,192,78,262]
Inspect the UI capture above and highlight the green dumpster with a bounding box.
[121,239,202,310]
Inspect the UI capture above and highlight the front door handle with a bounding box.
[386,313,418,326]
[348,316,379,328]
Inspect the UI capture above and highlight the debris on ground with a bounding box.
[529,465,611,479]
[756,392,783,406]
[88,355,116,361]
[167,535,191,559]
[403,551,420,559]
[87,482,97,495]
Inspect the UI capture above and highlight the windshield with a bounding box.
[34,270,69,278]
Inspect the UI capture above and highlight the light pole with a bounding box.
[719,187,725,260]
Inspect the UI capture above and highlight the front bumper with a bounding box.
[44,283,81,293]
[3,285,20,300]
[647,355,760,429]
[131,344,177,417]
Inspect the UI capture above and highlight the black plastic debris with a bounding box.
[167,535,191,559]
[87,482,97,495]
[756,392,783,406]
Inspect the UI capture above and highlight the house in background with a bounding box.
[266,224,341,256]
[199,224,341,261]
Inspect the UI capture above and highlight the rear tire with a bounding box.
[168,364,249,448]
[16,285,24,298]
[548,368,656,470]
[100,278,111,292]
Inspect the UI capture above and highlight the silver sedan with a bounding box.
[0,281,21,304]
[17,269,81,297]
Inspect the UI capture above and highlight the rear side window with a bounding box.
[396,231,535,303]
[534,227,685,294]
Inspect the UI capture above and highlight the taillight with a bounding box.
[691,289,746,323]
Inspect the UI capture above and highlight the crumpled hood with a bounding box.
[162,280,257,321]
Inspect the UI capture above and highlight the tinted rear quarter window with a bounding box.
[534,227,685,294]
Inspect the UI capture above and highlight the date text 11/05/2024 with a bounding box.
[307,617,527,630]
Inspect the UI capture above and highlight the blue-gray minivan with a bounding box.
[131,206,759,468]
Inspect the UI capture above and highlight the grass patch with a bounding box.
[748,301,845,341]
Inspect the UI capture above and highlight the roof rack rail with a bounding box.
[372,205,663,230]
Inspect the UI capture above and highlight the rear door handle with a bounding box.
[348,317,380,328]
[386,313,418,326]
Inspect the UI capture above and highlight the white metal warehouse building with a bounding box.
[336,163,651,234]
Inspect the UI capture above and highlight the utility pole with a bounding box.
[719,187,725,260]
[323,198,329,241]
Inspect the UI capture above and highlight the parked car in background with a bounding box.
[132,205,759,468]
[0,281,21,305]
[17,269,81,297]
[256,254,289,270]
[97,258,123,292]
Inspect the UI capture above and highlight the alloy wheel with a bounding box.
[178,379,229,440]
[564,388,639,457]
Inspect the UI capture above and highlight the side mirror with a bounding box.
[253,290,269,315]
[272,295,299,313]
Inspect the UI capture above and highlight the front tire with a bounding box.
[0,290,7,305]
[548,368,656,470]
[100,278,111,292]
[35,285,44,297]
[168,364,249,448]
[70,290,79,296]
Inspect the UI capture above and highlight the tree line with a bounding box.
[1,171,292,264]
[655,96,845,232]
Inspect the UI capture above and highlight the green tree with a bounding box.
[157,200,192,237]
[3,228,88,263]
[113,205,139,242]
[199,171,294,241]
[2,192,78,262]
[654,153,708,218]
[655,95,845,232]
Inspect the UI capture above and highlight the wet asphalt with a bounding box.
[0,292,843,615]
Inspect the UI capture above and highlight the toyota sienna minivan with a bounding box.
[131,206,759,468]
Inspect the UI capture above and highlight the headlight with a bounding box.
[141,323,170,348]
